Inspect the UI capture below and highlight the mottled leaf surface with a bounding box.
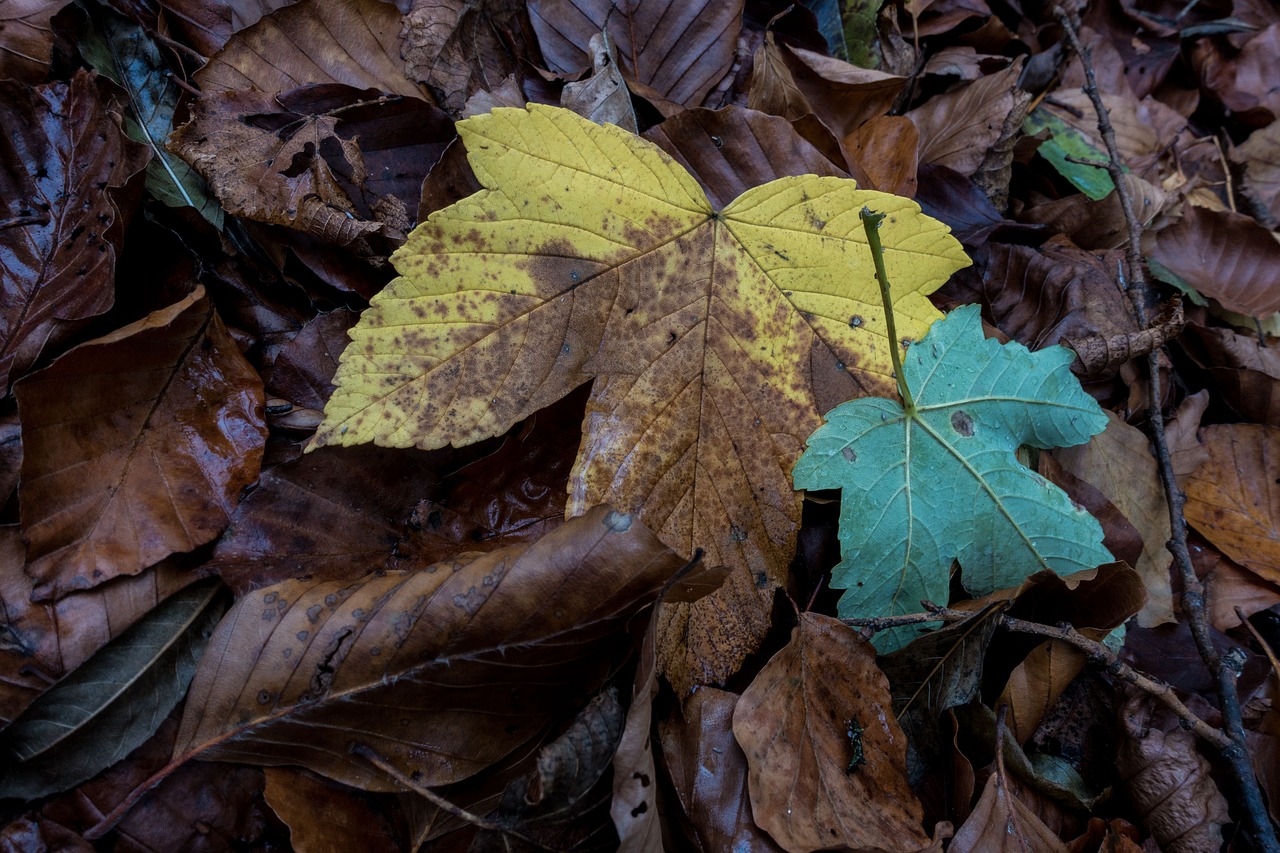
[794,305,1111,650]
[314,104,968,687]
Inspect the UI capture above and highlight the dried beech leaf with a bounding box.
[909,61,1025,177]
[1181,322,1280,425]
[780,45,906,139]
[194,0,428,100]
[1234,120,1280,223]
[1115,691,1230,853]
[0,70,149,391]
[1055,412,1173,626]
[1183,423,1280,584]
[0,0,68,82]
[529,0,742,108]
[174,506,689,792]
[1148,204,1280,316]
[732,613,931,852]
[0,578,226,800]
[748,32,812,122]
[150,0,292,57]
[17,287,267,601]
[401,0,530,116]
[660,688,784,852]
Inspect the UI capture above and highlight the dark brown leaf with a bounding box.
[0,69,149,391]
[908,60,1026,177]
[266,310,358,413]
[529,0,742,108]
[733,613,931,852]
[262,766,402,853]
[778,45,906,140]
[659,688,783,853]
[1148,204,1280,316]
[0,0,68,82]
[193,0,429,100]
[151,0,292,58]
[17,287,266,601]
[1181,322,1280,425]
[949,728,1069,853]
[174,506,689,792]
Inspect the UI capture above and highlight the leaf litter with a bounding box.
[2,0,1280,849]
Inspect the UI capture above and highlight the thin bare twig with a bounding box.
[1051,10,1278,848]
[351,743,567,853]
[843,607,1231,748]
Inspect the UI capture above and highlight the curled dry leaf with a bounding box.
[0,578,227,800]
[1115,690,1230,853]
[1183,423,1280,584]
[908,60,1026,177]
[747,32,812,122]
[0,69,149,392]
[17,287,266,601]
[1054,412,1173,626]
[659,688,784,852]
[1147,204,1280,316]
[173,506,690,792]
[401,0,531,116]
[1233,120,1280,223]
[732,613,931,852]
[561,30,639,134]
[194,0,428,100]
[529,0,742,108]
[778,45,906,140]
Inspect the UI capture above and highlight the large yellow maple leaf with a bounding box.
[313,104,969,689]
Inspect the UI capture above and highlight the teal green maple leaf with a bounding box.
[793,304,1112,651]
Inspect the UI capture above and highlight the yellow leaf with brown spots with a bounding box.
[313,104,969,689]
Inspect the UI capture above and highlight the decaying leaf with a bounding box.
[529,0,742,108]
[561,30,638,134]
[313,103,969,688]
[793,305,1112,650]
[1183,423,1280,585]
[0,69,150,392]
[1115,690,1230,853]
[17,286,267,601]
[732,613,932,852]
[0,578,227,800]
[401,0,530,116]
[173,506,691,792]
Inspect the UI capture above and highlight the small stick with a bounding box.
[843,607,1231,749]
[860,207,915,412]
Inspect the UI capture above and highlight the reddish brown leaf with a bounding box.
[263,766,402,853]
[0,69,149,391]
[1183,423,1280,584]
[843,115,920,196]
[152,0,292,58]
[529,0,742,108]
[17,287,266,601]
[266,310,358,413]
[659,688,784,853]
[1197,539,1280,631]
[0,410,18,506]
[1148,204,1280,316]
[1115,691,1230,853]
[1192,24,1280,127]
[174,506,689,792]
[908,60,1025,177]
[778,45,905,139]
[747,32,812,122]
[400,0,532,115]
[0,0,67,82]
[643,106,844,210]
[194,0,429,100]
[732,613,931,852]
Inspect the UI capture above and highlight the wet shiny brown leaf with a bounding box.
[733,613,931,852]
[0,69,149,391]
[17,287,266,601]
[175,506,690,792]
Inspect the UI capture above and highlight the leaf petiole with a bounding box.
[859,207,915,412]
